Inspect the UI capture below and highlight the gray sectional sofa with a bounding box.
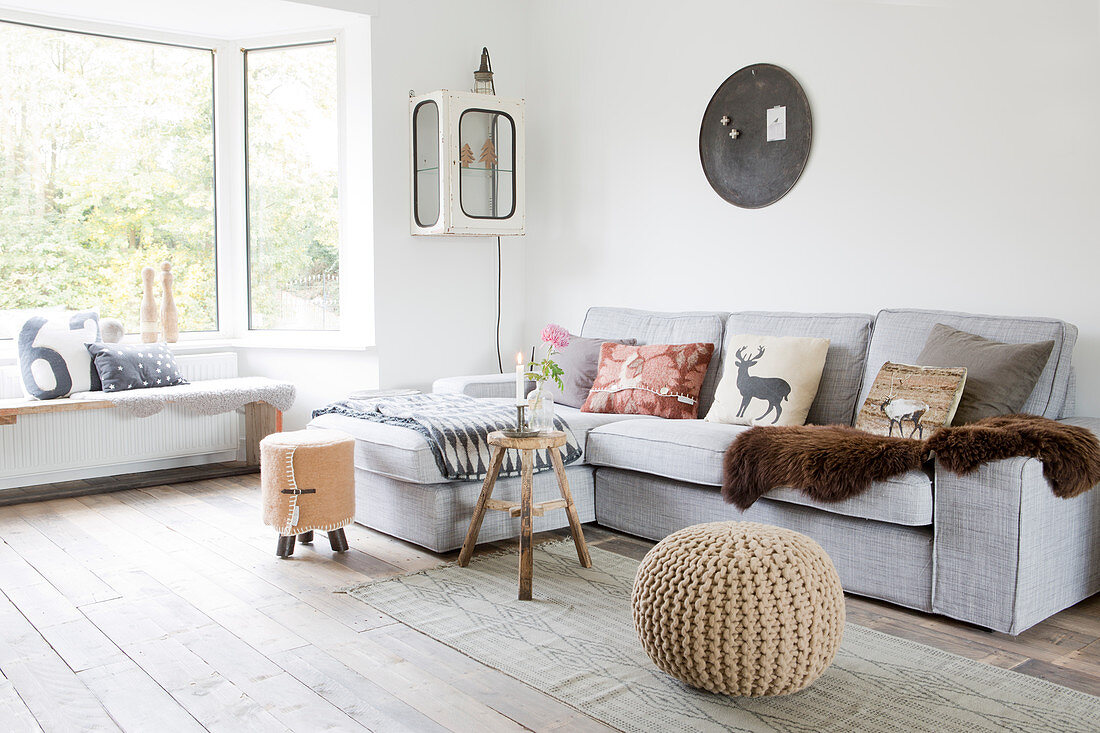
[307,307,1100,634]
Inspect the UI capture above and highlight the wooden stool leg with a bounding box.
[299,530,314,544]
[518,448,534,600]
[276,535,295,558]
[327,528,348,553]
[549,448,592,568]
[458,447,507,567]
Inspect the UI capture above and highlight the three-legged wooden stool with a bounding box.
[458,430,591,600]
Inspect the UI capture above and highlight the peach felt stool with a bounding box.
[260,429,355,557]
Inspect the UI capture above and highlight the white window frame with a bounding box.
[0,9,374,358]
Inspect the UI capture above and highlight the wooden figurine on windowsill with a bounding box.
[160,261,179,343]
[140,266,159,343]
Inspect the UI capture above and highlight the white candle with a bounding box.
[515,352,525,405]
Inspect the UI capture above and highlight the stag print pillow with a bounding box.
[705,334,830,427]
[855,362,967,438]
[581,342,715,419]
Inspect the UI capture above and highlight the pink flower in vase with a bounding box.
[541,323,570,351]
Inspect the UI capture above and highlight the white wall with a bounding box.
[369,0,529,393]
[522,0,1100,416]
[241,0,531,429]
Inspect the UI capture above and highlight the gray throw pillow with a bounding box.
[915,323,1054,424]
[87,342,188,393]
[544,333,637,408]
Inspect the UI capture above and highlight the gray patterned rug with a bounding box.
[346,542,1100,732]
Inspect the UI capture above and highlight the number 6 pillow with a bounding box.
[17,311,101,400]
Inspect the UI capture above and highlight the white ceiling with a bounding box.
[0,0,369,39]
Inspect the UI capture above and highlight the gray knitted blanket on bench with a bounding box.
[70,377,296,418]
[313,393,582,482]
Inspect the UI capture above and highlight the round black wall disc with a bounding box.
[699,63,812,208]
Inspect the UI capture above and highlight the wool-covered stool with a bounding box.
[261,429,355,557]
[632,521,845,696]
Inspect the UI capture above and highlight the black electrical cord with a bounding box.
[495,235,503,373]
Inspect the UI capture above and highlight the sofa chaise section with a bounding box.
[309,396,651,552]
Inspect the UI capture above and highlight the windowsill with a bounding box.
[231,335,373,352]
[0,334,374,365]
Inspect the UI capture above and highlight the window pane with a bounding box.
[0,23,217,339]
[459,110,515,219]
[246,43,339,331]
[413,101,439,228]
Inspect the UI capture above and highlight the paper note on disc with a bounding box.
[767,106,786,142]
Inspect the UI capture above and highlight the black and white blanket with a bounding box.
[312,393,582,482]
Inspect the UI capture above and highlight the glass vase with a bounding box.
[527,387,555,433]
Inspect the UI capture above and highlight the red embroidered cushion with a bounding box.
[581,342,716,419]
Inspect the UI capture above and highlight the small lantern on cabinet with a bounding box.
[473,47,495,95]
[411,47,525,236]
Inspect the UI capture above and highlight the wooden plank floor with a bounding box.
[0,474,1096,732]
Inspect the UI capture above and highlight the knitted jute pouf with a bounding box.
[632,521,845,697]
[261,429,355,557]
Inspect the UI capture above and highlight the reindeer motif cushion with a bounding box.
[705,334,830,426]
[854,362,967,438]
[581,342,715,419]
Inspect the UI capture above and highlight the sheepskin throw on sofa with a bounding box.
[722,414,1100,510]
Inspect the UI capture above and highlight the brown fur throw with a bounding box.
[927,414,1100,499]
[722,414,1100,511]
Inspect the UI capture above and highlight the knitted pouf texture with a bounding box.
[631,521,845,697]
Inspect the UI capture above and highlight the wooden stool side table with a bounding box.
[458,430,592,599]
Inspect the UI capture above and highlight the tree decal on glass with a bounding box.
[478,138,498,169]
[459,143,475,168]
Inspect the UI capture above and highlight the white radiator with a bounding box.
[0,352,242,491]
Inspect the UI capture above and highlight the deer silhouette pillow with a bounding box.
[854,362,968,438]
[705,335,830,427]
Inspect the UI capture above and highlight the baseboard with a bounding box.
[0,450,239,492]
[0,461,258,507]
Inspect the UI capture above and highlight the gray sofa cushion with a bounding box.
[580,307,727,415]
[719,312,873,426]
[544,333,637,408]
[309,402,652,484]
[860,309,1077,421]
[586,419,933,526]
[914,324,1055,424]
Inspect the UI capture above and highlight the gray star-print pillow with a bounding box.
[86,342,189,392]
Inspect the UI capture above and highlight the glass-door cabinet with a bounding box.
[411,90,525,236]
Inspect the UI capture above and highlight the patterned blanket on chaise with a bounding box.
[312,393,582,481]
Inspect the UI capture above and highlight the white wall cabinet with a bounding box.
[410,90,525,236]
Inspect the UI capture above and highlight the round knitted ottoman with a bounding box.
[260,429,355,557]
[632,521,845,697]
